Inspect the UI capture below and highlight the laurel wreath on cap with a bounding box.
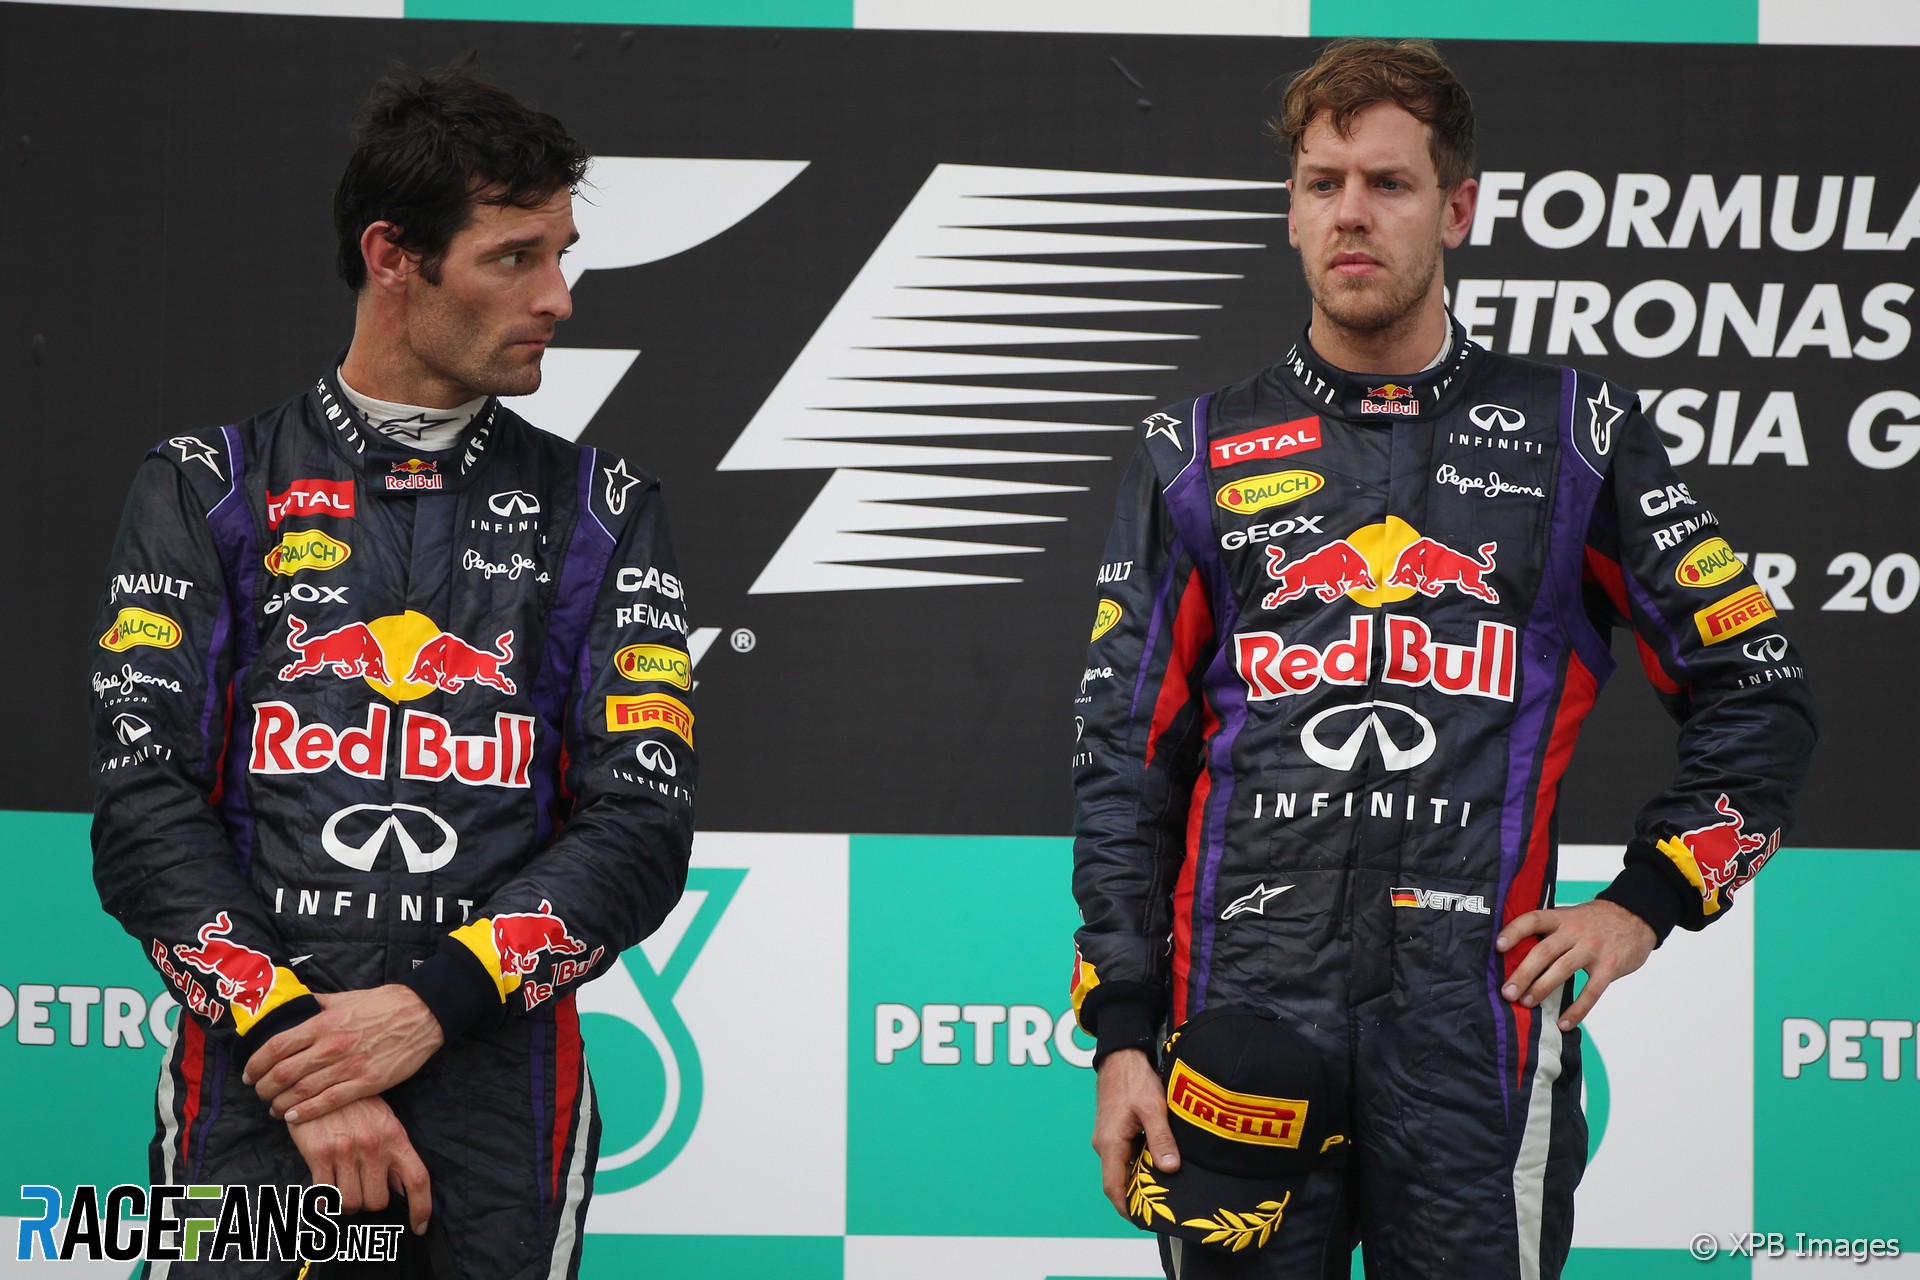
[1126,1150,1175,1225]
[1182,1193,1291,1252]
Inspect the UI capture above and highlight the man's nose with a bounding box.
[535,259,573,323]
[1334,179,1371,230]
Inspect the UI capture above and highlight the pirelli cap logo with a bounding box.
[1694,585,1776,645]
[1091,599,1123,642]
[606,693,694,745]
[614,644,692,689]
[100,607,182,653]
[1166,1059,1308,1148]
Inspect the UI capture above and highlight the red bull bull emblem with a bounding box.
[387,458,444,492]
[1362,384,1420,416]
[278,613,516,698]
[1659,793,1780,915]
[492,900,588,976]
[171,912,275,1016]
[1260,534,1499,608]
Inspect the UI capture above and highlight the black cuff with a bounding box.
[231,993,321,1059]
[401,936,509,1044]
[1091,998,1159,1071]
[1596,851,1687,945]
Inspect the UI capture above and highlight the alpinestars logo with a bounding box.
[717,164,1281,592]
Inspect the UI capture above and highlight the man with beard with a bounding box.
[88,62,696,1278]
[1070,38,1814,1279]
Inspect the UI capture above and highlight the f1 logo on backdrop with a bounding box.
[528,158,1283,594]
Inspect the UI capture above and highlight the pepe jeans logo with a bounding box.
[579,866,744,1192]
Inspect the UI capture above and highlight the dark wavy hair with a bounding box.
[1274,39,1476,189]
[333,55,590,291]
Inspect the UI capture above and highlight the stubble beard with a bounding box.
[1305,239,1440,343]
[410,290,546,401]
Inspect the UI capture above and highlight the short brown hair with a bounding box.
[1275,38,1476,189]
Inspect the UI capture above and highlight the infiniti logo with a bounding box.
[1300,700,1437,771]
[1742,633,1790,663]
[488,490,542,517]
[112,714,152,746]
[321,803,458,873]
[1469,403,1525,432]
[636,741,678,777]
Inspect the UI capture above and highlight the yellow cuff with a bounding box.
[228,966,312,1035]
[450,918,521,1000]
[1656,835,1723,916]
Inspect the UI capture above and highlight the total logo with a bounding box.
[1256,517,1498,610]
[1213,470,1324,515]
[263,530,351,577]
[266,479,355,529]
[278,612,514,700]
[1209,416,1322,468]
[1234,614,1516,702]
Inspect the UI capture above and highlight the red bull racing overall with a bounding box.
[89,368,696,1278]
[1070,323,1816,1278]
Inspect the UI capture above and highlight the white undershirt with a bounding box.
[337,369,483,454]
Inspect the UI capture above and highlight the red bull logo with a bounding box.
[1386,538,1500,604]
[1262,541,1376,607]
[1209,417,1323,468]
[1362,384,1420,416]
[407,631,516,695]
[492,900,588,976]
[172,912,275,1017]
[277,612,516,700]
[263,530,352,577]
[266,479,356,529]
[249,701,535,787]
[1660,793,1779,914]
[1234,614,1515,701]
[387,459,444,492]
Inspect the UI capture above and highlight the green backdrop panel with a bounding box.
[846,834,1119,1238]
[1309,0,1757,43]
[581,1233,842,1278]
[405,0,852,26]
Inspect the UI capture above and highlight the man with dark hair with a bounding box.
[88,61,694,1278]
[1071,38,1814,1279]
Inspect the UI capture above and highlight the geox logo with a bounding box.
[1389,886,1491,914]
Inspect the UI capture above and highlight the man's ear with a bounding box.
[359,221,417,293]
[1441,177,1478,251]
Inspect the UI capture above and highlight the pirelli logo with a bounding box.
[1693,585,1776,645]
[1166,1060,1307,1148]
[605,693,694,745]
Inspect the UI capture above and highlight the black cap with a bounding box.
[1124,1005,1349,1252]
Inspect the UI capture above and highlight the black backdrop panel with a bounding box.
[3,5,1912,845]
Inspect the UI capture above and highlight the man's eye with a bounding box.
[499,252,524,267]
[1311,180,1336,193]
[1379,180,1402,191]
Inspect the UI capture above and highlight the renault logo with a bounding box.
[321,803,458,873]
[1300,700,1437,771]
[1469,403,1525,432]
